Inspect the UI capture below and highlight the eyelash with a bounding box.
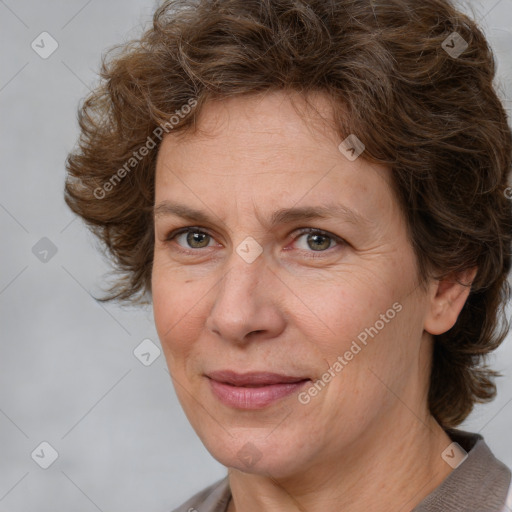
[164,226,345,258]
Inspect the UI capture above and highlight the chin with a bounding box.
[199,428,310,478]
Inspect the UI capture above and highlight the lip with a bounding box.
[206,370,310,409]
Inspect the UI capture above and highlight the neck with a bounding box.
[227,413,454,512]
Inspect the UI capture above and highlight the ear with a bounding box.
[424,267,478,336]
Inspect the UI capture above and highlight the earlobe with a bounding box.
[424,267,478,336]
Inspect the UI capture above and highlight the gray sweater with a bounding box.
[172,429,512,512]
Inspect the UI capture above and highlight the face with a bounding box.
[152,91,433,478]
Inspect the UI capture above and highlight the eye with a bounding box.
[165,227,216,251]
[291,228,343,254]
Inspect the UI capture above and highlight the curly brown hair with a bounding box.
[64,0,512,428]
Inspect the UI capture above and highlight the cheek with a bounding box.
[151,269,200,365]
[313,289,425,419]
[294,265,417,403]
[293,270,398,355]
[151,270,172,339]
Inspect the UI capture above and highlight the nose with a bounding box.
[205,249,286,344]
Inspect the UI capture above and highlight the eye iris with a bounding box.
[187,231,209,248]
[307,233,330,251]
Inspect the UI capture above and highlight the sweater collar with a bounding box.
[412,429,511,511]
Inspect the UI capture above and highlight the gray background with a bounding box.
[0,1,511,511]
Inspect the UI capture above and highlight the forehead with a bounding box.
[154,91,397,225]
[157,91,351,173]
[190,90,339,142]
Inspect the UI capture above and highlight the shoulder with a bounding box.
[170,477,231,512]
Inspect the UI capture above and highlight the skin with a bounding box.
[151,90,476,512]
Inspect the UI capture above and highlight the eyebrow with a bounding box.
[153,201,367,229]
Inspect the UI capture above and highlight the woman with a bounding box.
[64,0,512,510]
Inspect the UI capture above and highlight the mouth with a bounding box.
[206,370,311,409]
